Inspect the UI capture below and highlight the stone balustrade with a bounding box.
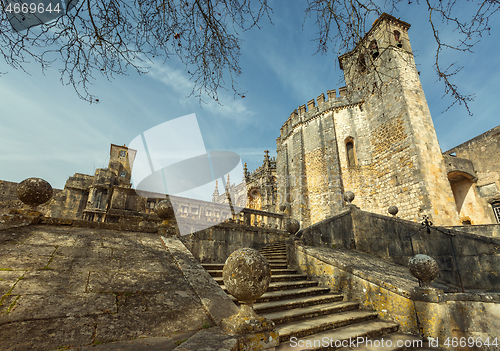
[229,208,285,230]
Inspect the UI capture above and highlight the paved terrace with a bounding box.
[0,220,238,351]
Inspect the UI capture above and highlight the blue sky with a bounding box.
[1,1,499,195]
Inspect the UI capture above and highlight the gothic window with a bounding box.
[119,150,126,157]
[346,140,356,167]
[370,40,379,59]
[394,30,402,48]
[119,171,126,177]
[493,202,500,223]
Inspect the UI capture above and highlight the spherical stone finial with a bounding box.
[388,205,399,216]
[408,254,439,288]
[285,218,300,235]
[344,191,355,204]
[17,178,53,207]
[223,248,271,304]
[154,199,175,220]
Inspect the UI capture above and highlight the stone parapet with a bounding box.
[278,90,362,142]
[299,206,500,291]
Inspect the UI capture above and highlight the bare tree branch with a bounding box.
[0,0,498,113]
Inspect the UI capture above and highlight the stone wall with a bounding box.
[443,224,500,239]
[0,180,19,202]
[444,125,500,224]
[276,96,348,228]
[290,243,500,350]
[300,206,500,291]
[47,174,93,220]
[181,222,289,263]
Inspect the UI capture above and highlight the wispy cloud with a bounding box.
[146,60,255,125]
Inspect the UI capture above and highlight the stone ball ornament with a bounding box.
[221,248,276,335]
[344,191,355,204]
[154,199,175,220]
[388,205,399,216]
[17,178,53,207]
[222,248,271,303]
[285,218,300,235]
[408,254,439,288]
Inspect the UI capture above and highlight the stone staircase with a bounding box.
[202,241,436,350]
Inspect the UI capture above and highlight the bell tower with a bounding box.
[338,13,460,225]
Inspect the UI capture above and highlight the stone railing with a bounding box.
[228,208,285,230]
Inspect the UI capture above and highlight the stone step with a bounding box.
[269,263,288,269]
[213,274,308,285]
[269,274,308,282]
[222,280,318,293]
[265,259,287,263]
[264,255,287,262]
[201,263,225,270]
[259,247,286,252]
[260,248,286,252]
[262,301,360,325]
[275,319,399,350]
[261,243,286,248]
[262,257,287,261]
[205,266,293,277]
[205,268,298,277]
[260,247,286,252]
[253,294,344,314]
[231,286,332,303]
[336,332,435,351]
[261,252,287,257]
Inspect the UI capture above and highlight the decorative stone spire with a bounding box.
[212,180,219,202]
[264,150,270,168]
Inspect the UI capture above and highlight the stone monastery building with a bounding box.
[1,14,498,229]
[216,13,500,228]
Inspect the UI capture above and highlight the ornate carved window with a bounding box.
[119,171,126,177]
[119,150,126,157]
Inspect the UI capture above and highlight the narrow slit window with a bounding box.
[346,141,356,167]
[358,54,367,72]
[370,40,379,59]
[394,30,402,48]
